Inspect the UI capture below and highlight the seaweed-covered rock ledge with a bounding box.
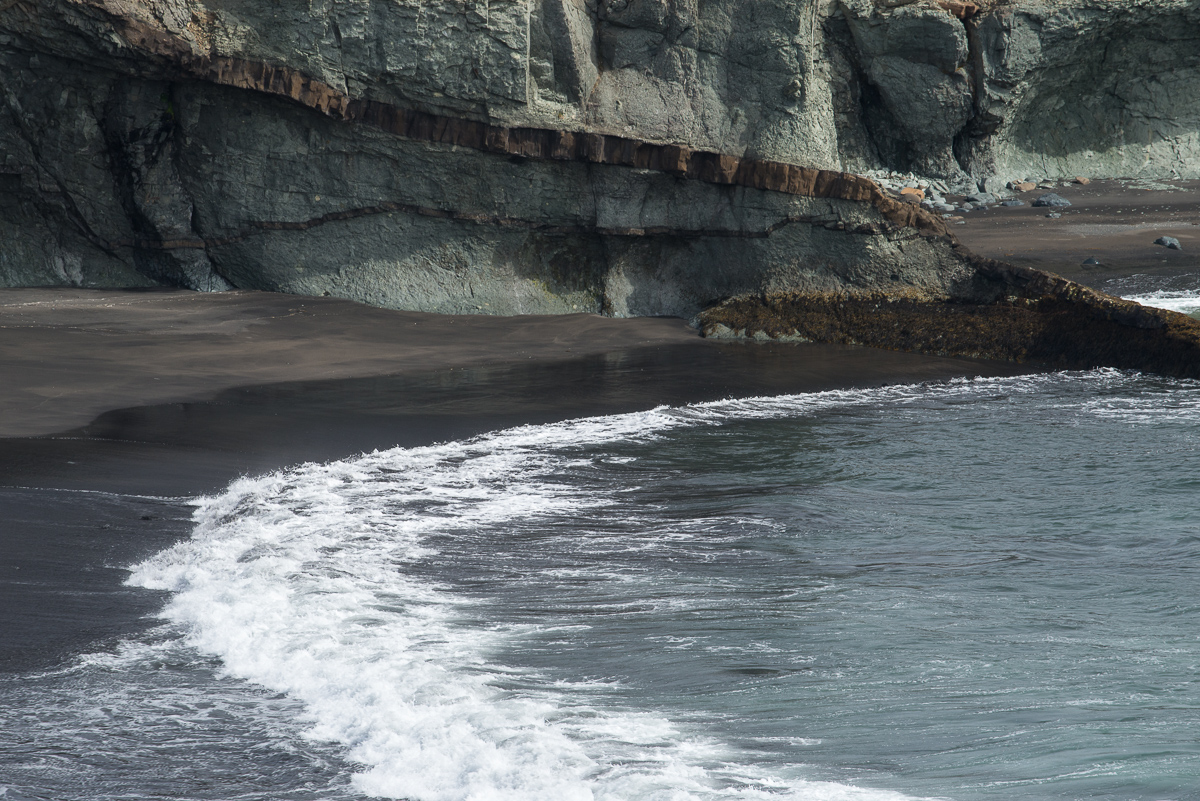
[699,257,1200,379]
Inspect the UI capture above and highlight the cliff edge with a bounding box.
[2,0,1199,373]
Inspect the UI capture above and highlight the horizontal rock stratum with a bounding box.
[1,0,1199,375]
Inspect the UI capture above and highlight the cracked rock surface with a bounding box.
[1,0,1197,313]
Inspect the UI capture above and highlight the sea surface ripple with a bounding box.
[3,369,1199,801]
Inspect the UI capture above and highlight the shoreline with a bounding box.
[0,287,1038,472]
[0,287,1036,672]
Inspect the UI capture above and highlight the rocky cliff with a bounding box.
[2,0,1199,371]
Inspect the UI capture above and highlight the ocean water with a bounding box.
[1116,276,1200,319]
[1125,290,1200,318]
[3,369,1200,801]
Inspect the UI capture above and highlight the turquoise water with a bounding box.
[3,369,1199,800]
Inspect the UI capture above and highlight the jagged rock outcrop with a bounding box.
[838,0,977,182]
[969,0,1200,183]
[1,0,1198,368]
[698,258,1200,378]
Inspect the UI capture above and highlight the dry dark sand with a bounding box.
[0,287,711,439]
[951,179,1200,296]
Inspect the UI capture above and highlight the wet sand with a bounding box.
[951,179,1199,296]
[0,287,708,439]
[1,286,1035,672]
[0,287,1036,493]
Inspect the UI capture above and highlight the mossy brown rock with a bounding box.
[699,267,1200,379]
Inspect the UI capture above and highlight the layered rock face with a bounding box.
[0,0,921,304]
[1,0,1197,327]
[836,0,1200,186]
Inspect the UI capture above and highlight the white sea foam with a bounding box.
[1080,385,1200,423]
[129,373,1144,801]
[1123,290,1200,316]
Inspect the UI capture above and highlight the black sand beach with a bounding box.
[951,179,1199,291]
[5,175,1196,673]
[1,287,1034,674]
[6,1,1199,794]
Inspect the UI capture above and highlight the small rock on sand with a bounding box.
[1033,193,1071,207]
[1081,257,1101,267]
[1155,236,1183,250]
[1046,212,1062,219]
[1000,200,1025,207]
[1074,177,1091,185]
[1009,181,1037,192]
[967,192,997,205]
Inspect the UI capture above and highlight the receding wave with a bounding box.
[126,370,1166,801]
[1124,289,1200,316]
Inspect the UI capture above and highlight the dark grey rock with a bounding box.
[1081,257,1102,266]
[967,192,997,205]
[1155,236,1183,250]
[3,0,1200,314]
[1033,193,1072,207]
[842,2,973,180]
[1000,200,1026,207]
[0,45,986,318]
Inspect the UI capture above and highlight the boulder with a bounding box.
[1033,193,1072,207]
[982,176,1013,197]
[841,1,973,180]
[1155,236,1183,250]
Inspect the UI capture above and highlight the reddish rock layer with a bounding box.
[83,5,952,242]
[27,1,1199,378]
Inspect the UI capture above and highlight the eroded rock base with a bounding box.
[699,287,1200,379]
